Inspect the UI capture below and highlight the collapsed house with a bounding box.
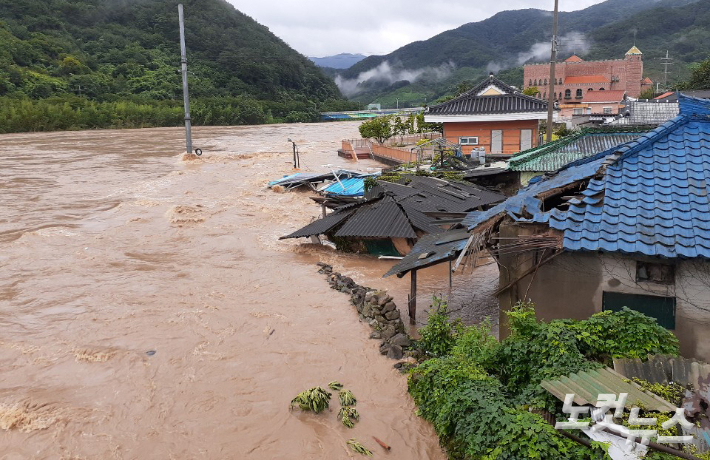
[386,95,710,361]
[281,176,505,257]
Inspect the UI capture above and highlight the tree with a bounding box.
[456,80,474,96]
[676,59,710,90]
[639,87,656,100]
[523,86,540,97]
[359,115,393,144]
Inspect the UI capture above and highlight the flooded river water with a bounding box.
[0,122,497,459]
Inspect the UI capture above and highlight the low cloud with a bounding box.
[335,60,455,97]
[486,31,592,74]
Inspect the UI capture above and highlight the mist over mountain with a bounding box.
[334,0,704,108]
[309,53,367,69]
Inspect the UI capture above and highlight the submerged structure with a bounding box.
[282,176,504,257]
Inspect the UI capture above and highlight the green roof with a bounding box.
[509,128,652,172]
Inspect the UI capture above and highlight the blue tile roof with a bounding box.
[474,94,710,260]
[550,97,710,259]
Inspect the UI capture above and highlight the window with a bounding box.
[588,88,593,92]
[544,79,548,85]
[459,137,479,146]
[559,78,563,85]
[603,107,613,114]
[576,89,583,98]
[564,89,571,99]
[534,79,538,86]
[573,108,584,115]
[559,92,562,100]
[636,261,675,284]
[529,79,533,86]
[599,87,605,91]
[543,92,547,99]
[603,292,676,329]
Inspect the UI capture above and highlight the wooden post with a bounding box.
[409,269,418,325]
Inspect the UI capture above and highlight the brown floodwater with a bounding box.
[0,121,497,459]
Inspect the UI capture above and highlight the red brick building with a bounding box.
[425,75,548,156]
[523,47,652,102]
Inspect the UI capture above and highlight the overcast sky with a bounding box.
[227,0,607,57]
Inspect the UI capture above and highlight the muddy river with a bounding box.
[0,122,497,459]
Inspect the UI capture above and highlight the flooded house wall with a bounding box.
[497,232,710,361]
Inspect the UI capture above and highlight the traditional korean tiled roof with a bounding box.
[427,75,547,116]
[565,75,609,85]
[582,90,626,103]
[550,95,710,258]
[509,129,648,172]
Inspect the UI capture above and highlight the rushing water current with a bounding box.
[0,122,497,458]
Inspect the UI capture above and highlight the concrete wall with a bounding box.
[443,119,539,155]
[497,237,710,361]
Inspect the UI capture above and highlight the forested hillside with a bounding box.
[0,0,357,133]
[336,0,704,107]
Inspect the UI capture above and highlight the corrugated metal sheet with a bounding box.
[551,96,710,259]
[613,355,710,386]
[383,229,472,277]
[335,198,417,238]
[428,75,547,116]
[541,367,677,412]
[509,131,647,172]
[280,209,354,239]
[323,177,366,197]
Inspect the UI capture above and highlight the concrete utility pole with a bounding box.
[546,0,559,143]
[661,50,673,91]
[178,4,192,155]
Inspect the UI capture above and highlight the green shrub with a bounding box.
[416,297,465,357]
[408,300,683,459]
[571,308,680,365]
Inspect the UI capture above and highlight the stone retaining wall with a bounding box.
[317,263,413,360]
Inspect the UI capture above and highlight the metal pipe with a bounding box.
[178,4,192,154]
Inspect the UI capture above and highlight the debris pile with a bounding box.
[317,263,413,360]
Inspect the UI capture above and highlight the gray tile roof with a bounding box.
[427,75,548,116]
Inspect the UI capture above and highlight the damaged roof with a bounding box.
[370,176,505,213]
[282,177,505,241]
[383,229,472,277]
[550,96,710,259]
[509,129,649,173]
[427,74,548,116]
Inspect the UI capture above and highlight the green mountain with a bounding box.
[337,0,704,107]
[0,0,357,132]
